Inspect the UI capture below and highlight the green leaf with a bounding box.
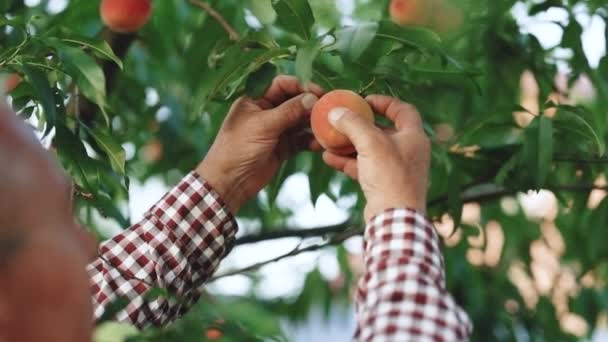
[93,322,138,342]
[55,125,100,193]
[62,37,123,70]
[529,0,563,15]
[523,116,554,188]
[196,46,290,104]
[245,63,277,98]
[554,106,605,156]
[82,124,126,174]
[375,20,442,54]
[334,22,379,62]
[447,166,463,234]
[248,0,277,25]
[272,0,315,40]
[267,158,297,207]
[22,64,56,137]
[295,39,321,85]
[52,42,109,125]
[309,153,334,206]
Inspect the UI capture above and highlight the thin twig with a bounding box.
[235,221,356,246]
[232,184,608,247]
[210,230,362,281]
[209,183,608,279]
[554,156,608,164]
[188,0,240,40]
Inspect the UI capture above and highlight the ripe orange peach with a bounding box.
[4,73,22,93]
[311,90,374,155]
[431,0,464,33]
[100,0,152,33]
[205,328,223,340]
[389,0,432,26]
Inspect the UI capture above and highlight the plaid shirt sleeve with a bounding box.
[87,172,237,328]
[355,208,472,341]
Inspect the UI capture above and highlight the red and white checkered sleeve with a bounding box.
[354,208,472,341]
[87,172,237,328]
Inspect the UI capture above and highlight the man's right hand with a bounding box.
[322,95,431,221]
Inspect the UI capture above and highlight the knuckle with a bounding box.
[281,101,304,123]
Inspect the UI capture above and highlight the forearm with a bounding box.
[87,172,237,328]
[355,208,472,341]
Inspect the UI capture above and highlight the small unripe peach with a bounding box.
[100,0,152,33]
[4,73,22,93]
[311,90,374,155]
[389,0,432,26]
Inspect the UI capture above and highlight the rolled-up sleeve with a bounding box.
[355,208,472,341]
[87,172,237,328]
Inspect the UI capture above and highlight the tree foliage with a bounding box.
[2,0,608,340]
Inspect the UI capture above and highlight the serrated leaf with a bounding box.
[554,106,605,156]
[196,47,290,104]
[55,125,100,193]
[334,22,379,62]
[245,63,277,98]
[523,116,553,188]
[375,20,442,54]
[309,153,333,206]
[52,42,109,125]
[295,39,321,85]
[22,64,56,137]
[82,124,126,174]
[62,37,123,70]
[248,0,277,25]
[272,0,315,40]
[266,158,297,207]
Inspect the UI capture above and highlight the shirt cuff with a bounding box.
[149,171,238,259]
[364,208,444,283]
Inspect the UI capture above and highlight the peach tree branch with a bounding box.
[188,0,240,41]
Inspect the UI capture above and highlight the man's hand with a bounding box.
[322,95,431,221]
[197,75,324,213]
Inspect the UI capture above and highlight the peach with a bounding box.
[205,328,223,340]
[4,73,22,93]
[431,0,464,33]
[389,0,432,26]
[100,0,152,33]
[311,90,374,155]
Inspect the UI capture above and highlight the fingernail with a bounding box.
[329,107,348,124]
[301,93,318,110]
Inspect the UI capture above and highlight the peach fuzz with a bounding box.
[311,90,374,155]
[4,74,22,93]
[389,0,431,26]
[100,0,152,33]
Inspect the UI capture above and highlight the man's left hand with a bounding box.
[197,75,324,213]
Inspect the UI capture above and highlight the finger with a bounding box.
[263,75,324,106]
[328,107,383,152]
[255,98,274,110]
[263,93,318,133]
[323,151,358,179]
[365,94,423,131]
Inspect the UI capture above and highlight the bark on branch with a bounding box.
[233,183,608,247]
[188,0,240,40]
[218,183,608,279]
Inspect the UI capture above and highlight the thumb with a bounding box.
[263,93,318,133]
[328,107,380,150]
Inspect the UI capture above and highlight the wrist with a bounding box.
[195,162,243,214]
[366,196,426,222]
